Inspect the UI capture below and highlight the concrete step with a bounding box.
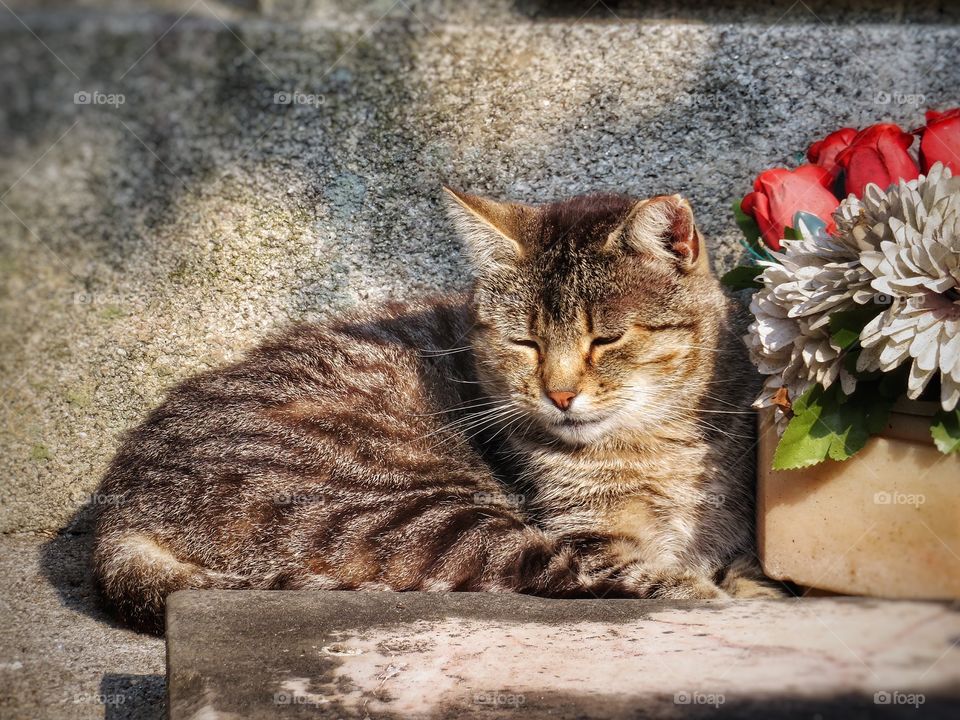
[166,590,960,719]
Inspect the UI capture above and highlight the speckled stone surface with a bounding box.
[2,1,960,534]
[166,590,960,719]
[2,2,960,719]
[0,534,165,720]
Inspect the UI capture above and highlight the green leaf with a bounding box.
[733,198,779,263]
[828,306,884,351]
[877,366,910,400]
[772,387,832,469]
[931,408,960,454]
[772,382,897,470]
[721,265,763,290]
[861,382,897,436]
[830,327,860,351]
[732,199,762,247]
[782,226,799,241]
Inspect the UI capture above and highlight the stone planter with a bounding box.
[756,403,960,599]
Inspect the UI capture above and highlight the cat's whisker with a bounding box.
[411,396,511,417]
[433,407,527,451]
[481,409,532,445]
[678,408,754,415]
[646,382,753,411]
[619,387,754,414]
[454,410,522,438]
[672,344,726,354]
[693,393,748,409]
[441,402,525,432]
[417,345,473,357]
[604,395,754,439]
[414,403,518,442]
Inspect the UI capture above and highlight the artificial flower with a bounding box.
[918,108,960,174]
[741,165,840,250]
[835,123,919,198]
[807,128,857,180]
[745,212,877,422]
[856,163,960,410]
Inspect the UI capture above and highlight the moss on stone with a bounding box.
[30,444,52,462]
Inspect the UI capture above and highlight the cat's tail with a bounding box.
[93,531,265,634]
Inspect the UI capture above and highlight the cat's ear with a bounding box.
[612,195,708,273]
[443,187,531,270]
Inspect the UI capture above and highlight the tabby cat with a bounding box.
[93,189,778,633]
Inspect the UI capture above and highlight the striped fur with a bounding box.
[93,191,779,634]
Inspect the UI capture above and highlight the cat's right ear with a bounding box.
[611,194,708,274]
[443,187,530,270]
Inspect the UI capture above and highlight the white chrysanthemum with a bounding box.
[778,206,880,317]
[856,163,960,411]
[746,212,878,418]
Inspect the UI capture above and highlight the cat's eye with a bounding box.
[510,338,541,352]
[590,333,625,348]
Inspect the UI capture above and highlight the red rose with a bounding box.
[918,108,960,174]
[741,165,840,251]
[834,123,919,198]
[807,128,857,179]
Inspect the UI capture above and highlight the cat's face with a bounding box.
[447,189,722,445]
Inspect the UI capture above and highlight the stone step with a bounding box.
[166,590,960,719]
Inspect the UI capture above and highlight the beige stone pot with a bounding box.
[757,402,960,599]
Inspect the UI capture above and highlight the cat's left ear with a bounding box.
[612,195,709,274]
[443,187,533,271]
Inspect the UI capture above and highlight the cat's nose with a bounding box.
[546,390,577,411]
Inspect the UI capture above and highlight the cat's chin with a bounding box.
[547,416,616,445]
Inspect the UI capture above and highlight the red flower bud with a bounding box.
[741,165,839,251]
[834,123,919,198]
[918,108,960,174]
[807,128,857,179]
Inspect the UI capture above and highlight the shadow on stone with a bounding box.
[38,512,133,633]
[100,673,166,720]
[510,0,960,23]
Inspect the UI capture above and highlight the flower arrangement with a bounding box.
[723,109,960,469]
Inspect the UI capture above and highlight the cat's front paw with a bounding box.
[718,555,790,598]
[622,565,729,600]
[722,576,789,598]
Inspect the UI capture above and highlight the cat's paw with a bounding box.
[622,566,729,600]
[718,555,789,598]
[722,575,789,598]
